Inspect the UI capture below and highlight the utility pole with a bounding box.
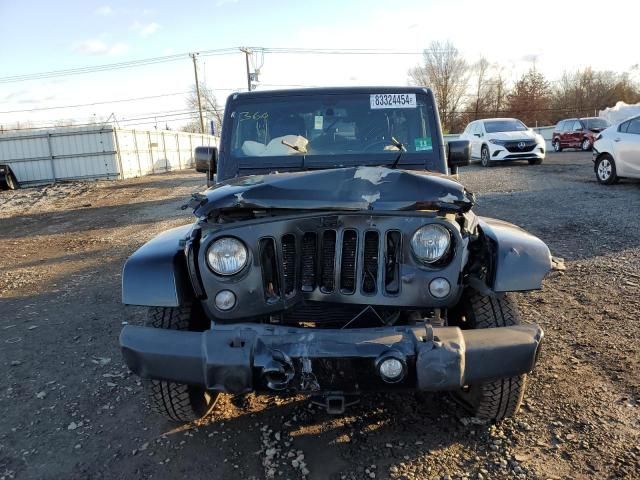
[240,47,252,91]
[190,52,205,134]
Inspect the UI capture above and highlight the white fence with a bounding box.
[0,125,218,186]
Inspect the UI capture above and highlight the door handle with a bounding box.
[614,138,621,142]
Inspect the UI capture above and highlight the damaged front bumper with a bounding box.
[120,323,543,394]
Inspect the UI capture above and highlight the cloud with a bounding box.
[73,39,129,56]
[95,5,113,16]
[17,95,56,104]
[108,43,129,55]
[140,22,160,37]
[130,21,160,37]
[2,89,29,101]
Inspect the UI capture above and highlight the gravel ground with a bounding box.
[1,152,639,480]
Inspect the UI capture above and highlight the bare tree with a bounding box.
[471,57,490,120]
[408,41,469,132]
[483,65,508,118]
[552,68,640,121]
[182,83,224,135]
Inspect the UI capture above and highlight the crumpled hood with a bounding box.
[191,166,475,216]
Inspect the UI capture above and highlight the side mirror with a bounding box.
[447,140,470,174]
[194,146,217,175]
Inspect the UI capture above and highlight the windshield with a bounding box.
[484,119,528,133]
[583,118,610,129]
[228,93,434,161]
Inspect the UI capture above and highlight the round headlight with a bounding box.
[411,224,451,264]
[207,237,248,275]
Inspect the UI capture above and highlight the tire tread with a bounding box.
[143,304,215,423]
[459,293,527,421]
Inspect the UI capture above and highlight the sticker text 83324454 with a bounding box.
[370,93,417,109]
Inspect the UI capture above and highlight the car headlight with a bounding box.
[207,237,248,275]
[410,224,451,264]
[489,139,506,145]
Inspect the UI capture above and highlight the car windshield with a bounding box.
[484,119,528,133]
[228,93,434,160]
[583,118,610,129]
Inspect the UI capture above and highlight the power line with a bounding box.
[0,83,335,116]
[0,48,239,84]
[0,46,435,85]
[256,47,426,55]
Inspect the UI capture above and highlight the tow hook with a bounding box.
[311,393,360,414]
[262,350,295,390]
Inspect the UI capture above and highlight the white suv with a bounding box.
[459,118,546,167]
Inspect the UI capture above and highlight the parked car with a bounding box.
[552,117,610,152]
[459,118,545,167]
[592,115,640,184]
[120,87,551,424]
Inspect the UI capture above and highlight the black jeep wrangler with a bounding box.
[120,87,550,422]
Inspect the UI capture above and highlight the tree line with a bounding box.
[408,41,640,133]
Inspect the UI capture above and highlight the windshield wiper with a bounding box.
[281,139,308,154]
[390,136,406,169]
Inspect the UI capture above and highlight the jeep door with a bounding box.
[615,117,640,177]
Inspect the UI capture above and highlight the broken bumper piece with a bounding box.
[120,323,543,394]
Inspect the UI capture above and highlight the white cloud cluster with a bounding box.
[130,21,160,38]
[73,39,129,56]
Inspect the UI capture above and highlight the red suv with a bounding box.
[552,117,610,152]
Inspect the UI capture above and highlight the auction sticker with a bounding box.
[415,137,432,151]
[370,93,416,109]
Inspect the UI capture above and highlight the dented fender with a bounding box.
[478,217,552,292]
[121,225,193,307]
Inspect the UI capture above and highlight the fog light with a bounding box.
[378,357,406,383]
[214,290,236,311]
[429,277,451,298]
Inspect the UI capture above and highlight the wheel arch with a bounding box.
[122,225,197,307]
[476,217,552,292]
[594,150,614,170]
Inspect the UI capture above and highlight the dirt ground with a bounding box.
[1,152,638,480]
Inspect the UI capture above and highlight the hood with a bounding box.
[490,130,537,140]
[191,166,475,217]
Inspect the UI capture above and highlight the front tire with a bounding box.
[480,146,492,167]
[581,138,592,151]
[453,293,528,421]
[595,154,618,185]
[143,304,218,422]
[553,139,562,152]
